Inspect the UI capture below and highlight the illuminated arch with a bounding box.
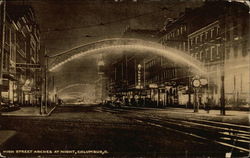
[48,38,206,73]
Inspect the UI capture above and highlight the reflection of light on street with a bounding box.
[49,43,205,73]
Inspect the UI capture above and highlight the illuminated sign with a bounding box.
[192,79,201,88]
[16,63,41,69]
[137,64,142,89]
[149,84,158,88]
[200,78,208,86]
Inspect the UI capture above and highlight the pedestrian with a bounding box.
[205,97,211,113]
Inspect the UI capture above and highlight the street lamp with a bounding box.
[43,54,49,114]
[98,54,105,103]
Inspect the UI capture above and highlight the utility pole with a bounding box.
[52,75,55,104]
[220,12,227,116]
[44,54,48,114]
[143,59,146,107]
[40,68,43,115]
[0,0,6,106]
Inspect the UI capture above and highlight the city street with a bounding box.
[0,1,250,158]
[0,104,249,157]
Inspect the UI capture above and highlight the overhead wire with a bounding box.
[41,7,169,33]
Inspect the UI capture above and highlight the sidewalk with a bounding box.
[122,106,250,126]
[0,105,57,117]
[0,130,16,147]
[157,107,250,126]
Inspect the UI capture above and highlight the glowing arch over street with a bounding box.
[48,38,206,73]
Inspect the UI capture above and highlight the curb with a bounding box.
[0,106,57,117]
[118,105,250,126]
[0,130,16,146]
[45,106,57,116]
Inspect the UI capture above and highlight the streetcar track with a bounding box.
[101,107,250,153]
[133,117,250,153]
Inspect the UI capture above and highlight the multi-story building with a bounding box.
[0,4,44,106]
[108,53,146,102]
[107,1,250,109]
[107,28,160,105]
[188,20,222,106]
[222,1,249,107]
[147,0,250,109]
[0,11,18,105]
[136,8,195,108]
[187,1,250,107]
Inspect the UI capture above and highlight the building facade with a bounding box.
[187,1,250,107]
[107,1,250,110]
[153,0,250,109]
[0,3,45,107]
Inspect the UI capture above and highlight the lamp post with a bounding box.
[97,54,105,103]
[44,54,49,114]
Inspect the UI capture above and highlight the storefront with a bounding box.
[1,73,17,104]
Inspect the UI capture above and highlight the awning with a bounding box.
[3,73,17,81]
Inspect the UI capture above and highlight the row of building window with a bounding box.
[189,25,220,46]
[145,58,160,69]
[164,25,187,41]
[191,42,247,61]
[191,45,221,62]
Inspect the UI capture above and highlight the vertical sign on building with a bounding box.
[136,64,142,89]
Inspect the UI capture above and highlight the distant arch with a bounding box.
[57,83,91,94]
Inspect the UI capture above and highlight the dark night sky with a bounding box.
[10,0,204,98]
[30,0,203,53]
